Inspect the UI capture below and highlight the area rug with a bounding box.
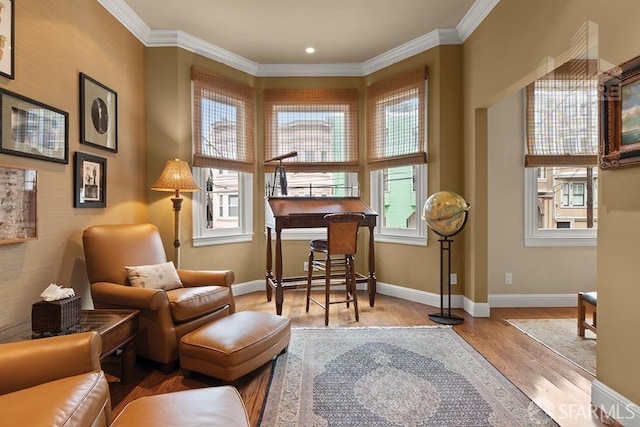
[259,327,555,426]
[506,319,596,376]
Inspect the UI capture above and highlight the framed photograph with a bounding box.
[0,89,69,163]
[0,164,37,244]
[74,152,106,208]
[0,0,14,80]
[600,55,640,168]
[80,73,117,152]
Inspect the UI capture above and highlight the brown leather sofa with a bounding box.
[83,223,235,371]
[0,331,250,426]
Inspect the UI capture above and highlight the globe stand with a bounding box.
[429,236,464,325]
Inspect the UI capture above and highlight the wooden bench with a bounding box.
[578,291,597,336]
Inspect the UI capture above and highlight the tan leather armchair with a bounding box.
[0,331,112,426]
[83,223,235,371]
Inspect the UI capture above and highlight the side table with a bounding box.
[0,309,139,383]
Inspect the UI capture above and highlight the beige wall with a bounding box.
[0,0,147,328]
[145,45,465,296]
[465,0,640,407]
[487,90,597,295]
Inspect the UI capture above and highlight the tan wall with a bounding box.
[487,90,597,295]
[145,45,464,295]
[0,0,147,328]
[465,0,640,406]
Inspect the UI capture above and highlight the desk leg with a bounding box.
[266,227,273,302]
[275,229,284,315]
[121,340,136,384]
[368,224,377,307]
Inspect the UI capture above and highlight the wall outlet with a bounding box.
[450,273,457,285]
[303,261,309,272]
[505,272,512,285]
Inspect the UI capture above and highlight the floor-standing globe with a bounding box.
[422,191,470,237]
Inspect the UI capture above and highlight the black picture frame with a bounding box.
[0,89,69,164]
[600,55,640,169]
[74,152,106,208]
[0,0,14,80]
[80,73,117,152]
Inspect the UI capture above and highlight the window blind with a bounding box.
[263,89,359,173]
[192,67,255,172]
[525,60,598,167]
[366,67,428,170]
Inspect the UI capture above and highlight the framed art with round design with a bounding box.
[80,73,117,153]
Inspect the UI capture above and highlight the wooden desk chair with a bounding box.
[578,291,597,336]
[306,212,365,326]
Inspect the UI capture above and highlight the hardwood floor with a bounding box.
[106,290,612,427]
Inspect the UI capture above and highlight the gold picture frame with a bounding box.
[600,55,640,168]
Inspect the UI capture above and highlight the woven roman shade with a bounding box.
[192,67,255,172]
[263,89,359,173]
[525,60,598,167]
[366,67,428,170]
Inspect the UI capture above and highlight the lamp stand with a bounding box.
[428,236,464,325]
[171,190,183,269]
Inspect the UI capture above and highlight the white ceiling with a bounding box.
[98,0,499,76]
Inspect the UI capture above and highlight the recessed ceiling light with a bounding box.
[305,47,315,54]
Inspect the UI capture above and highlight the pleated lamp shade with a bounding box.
[151,159,201,193]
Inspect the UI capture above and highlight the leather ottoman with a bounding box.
[111,386,249,426]
[179,311,291,381]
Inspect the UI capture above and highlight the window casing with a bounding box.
[525,166,597,246]
[193,168,253,246]
[371,164,427,245]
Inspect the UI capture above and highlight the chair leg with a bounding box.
[306,251,313,312]
[350,255,359,322]
[345,255,350,308]
[325,257,331,326]
[577,293,586,337]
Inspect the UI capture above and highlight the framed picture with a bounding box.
[0,89,69,163]
[0,164,37,244]
[74,152,106,208]
[600,55,640,168]
[0,0,14,80]
[80,73,117,152]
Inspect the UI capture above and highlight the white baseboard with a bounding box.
[488,293,577,308]
[591,380,640,426]
[233,281,575,317]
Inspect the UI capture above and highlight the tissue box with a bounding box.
[31,296,81,333]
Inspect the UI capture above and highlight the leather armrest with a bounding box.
[177,269,235,288]
[91,282,169,311]
[0,331,101,395]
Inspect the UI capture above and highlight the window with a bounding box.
[367,68,428,244]
[525,166,597,246]
[524,60,598,247]
[263,89,359,239]
[191,68,254,245]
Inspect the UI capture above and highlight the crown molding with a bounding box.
[257,63,365,77]
[457,0,501,42]
[147,29,260,75]
[96,0,150,43]
[98,0,499,77]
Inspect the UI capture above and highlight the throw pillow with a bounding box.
[125,261,183,291]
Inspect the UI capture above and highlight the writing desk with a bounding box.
[265,197,378,315]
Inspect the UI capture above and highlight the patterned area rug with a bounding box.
[259,327,555,426]
[507,319,596,376]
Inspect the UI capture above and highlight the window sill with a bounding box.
[374,233,427,246]
[193,233,254,247]
[524,236,596,247]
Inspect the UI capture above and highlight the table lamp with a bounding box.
[151,158,201,268]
